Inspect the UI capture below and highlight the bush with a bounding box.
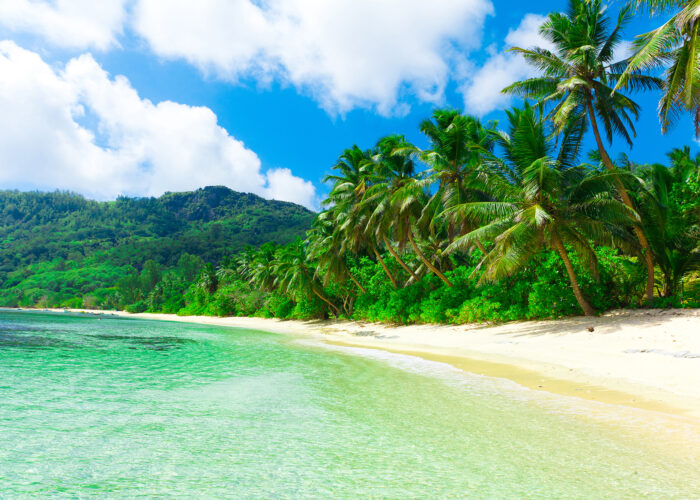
[125,300,148,313]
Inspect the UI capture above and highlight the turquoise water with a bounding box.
[0,311,698,498]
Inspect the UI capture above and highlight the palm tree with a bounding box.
[246,242,279,292]
[366,135,453,287]
[668,144,700,176]
[324,146,399,288]
[197,263,218,295]
[361,136,422,284]
[233,246,255,276]
[323,146,371,212]
[667,146,700,230]
[418,110,497,253]
[446,104,637,316]
[502,0,662,302]
[274,240,341,317]
[215,256,240,283]
[410,232,454,283]
[626,150,700,296]
[616,0,700,134]
[307,211,366,294]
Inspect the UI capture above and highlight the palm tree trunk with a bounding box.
[662,274,674,298]
[552,234,595,316]
[312,288,340,318]
[475,239,487,254]
[408,229,453,287]
[348,271,366,294]
[373,247,398,288]
[382,234,419,281]
[585,97,655,303]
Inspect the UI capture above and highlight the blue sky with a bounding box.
[0,0,694,210]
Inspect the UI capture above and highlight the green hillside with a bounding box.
[0,186,315,309]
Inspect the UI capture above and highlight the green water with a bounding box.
[0,311,698,498]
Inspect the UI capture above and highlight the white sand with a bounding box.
[35,308,700,419]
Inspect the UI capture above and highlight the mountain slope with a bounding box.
[0,186,315,308]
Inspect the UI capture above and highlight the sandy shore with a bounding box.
[23,307,700,420]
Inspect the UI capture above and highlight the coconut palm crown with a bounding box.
[616,0,700,134]
[445,104,637,315]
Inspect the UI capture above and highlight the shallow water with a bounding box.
[0,311,698,498]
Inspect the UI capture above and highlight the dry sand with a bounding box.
[32,308,700,420]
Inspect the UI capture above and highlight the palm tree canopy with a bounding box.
[446,104,637,282]
[617,0,700,133]
[503,0,662,145]
[273,240,316,300]
[626,150,700,294]
[323,145,373,209]
[418,110,498,238]
[364,134,423,248]
[307,210,353,287]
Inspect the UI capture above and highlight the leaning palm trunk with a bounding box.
[408,229,453,287]
[312,288,340,318]
[663,276,673,298]
[585,98,655,303]
[551,234,596,316]
[373,247,398,288]
[348,271,366,294]
[382,235,419,282]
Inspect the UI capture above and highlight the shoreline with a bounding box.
[11,307,700,420]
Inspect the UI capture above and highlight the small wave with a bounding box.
[295,339,515,393]
[295,339,700,434]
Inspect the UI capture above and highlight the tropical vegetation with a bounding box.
[1,0,699,322]
[0,187,314,310]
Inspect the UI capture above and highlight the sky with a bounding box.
[0,0,695,211]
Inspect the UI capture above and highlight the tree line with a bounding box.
[171,0,695,321]
[5,0,700,322]
[0,187,313,309]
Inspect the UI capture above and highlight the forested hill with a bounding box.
[0,186,315,308]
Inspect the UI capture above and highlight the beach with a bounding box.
[40,307,700,420]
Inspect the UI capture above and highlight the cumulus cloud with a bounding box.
[0,41,317,209]
[132,0,494,115]
[461,14,552,116]
[264,168,317,209]
[0,0,128,50]
[0,0,496,115]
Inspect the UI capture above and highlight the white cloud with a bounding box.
[461,13,551,116]
[0,0,128,50]
[264,168,317,208]
[132,0,494,115]
[503,13,552,51]
[0,41,317,209]
[0,0,496,115]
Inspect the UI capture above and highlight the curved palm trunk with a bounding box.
[408,229,453,287]
[382,234,419,282]
[348,271,366,294]
[585,97,655,303]
[663,279,672,298]
[312,288,340,318]
[552,235,595,316]
[373,247,398,288]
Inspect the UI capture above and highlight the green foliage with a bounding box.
[2,32,698,325]
[171,244,650,325]
[0,186,313,310]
